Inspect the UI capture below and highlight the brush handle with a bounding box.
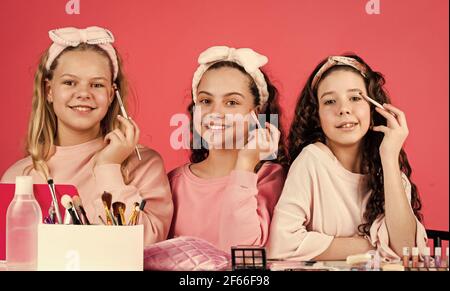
[127,210,137,226]
[73,206,82,225]
[135,147,142,161]
[104,207,114,225]
[134,210,140,225]
[361,93,384,110]
[63,209,71,224]
[119,208,126,226]
[110,211,118,225]
[79,206,91,225]
[104,205,117,225]
[68,208,81,225]
[48,183,63,224]
[113,211,123,226]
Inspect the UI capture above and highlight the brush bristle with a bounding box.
[112,202,120,216]
[72,195,82,208]
[102,191,112,208]
[61,195,73,209]
[113,202,126,214]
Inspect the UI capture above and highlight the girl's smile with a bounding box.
[335,120,359,131]
[68,104,98,114]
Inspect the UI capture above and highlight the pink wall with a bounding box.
[0,0,448,231]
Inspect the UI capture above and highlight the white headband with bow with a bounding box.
[192,46,269,107]
[46,26,119,80]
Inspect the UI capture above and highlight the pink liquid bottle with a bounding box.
[6,176,42,271]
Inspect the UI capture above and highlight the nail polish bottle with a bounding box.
[446,247,449,268]
[423,247,431,268]
[411,247,419,268]
[402,247,410,268]
[435,247,442,268]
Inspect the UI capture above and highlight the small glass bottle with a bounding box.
[6,176,42,271]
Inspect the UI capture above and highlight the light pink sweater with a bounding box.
[168,162,286,252]
[267,142,427,261]
[1,138,173,247]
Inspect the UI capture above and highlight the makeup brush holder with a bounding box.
[37,224,143,271]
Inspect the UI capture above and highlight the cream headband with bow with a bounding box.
[192,46,269,107]
[45,26,119,80]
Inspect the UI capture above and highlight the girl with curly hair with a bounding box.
[267,54,427,261]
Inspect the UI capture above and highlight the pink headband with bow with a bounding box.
[311,56,368,89]
[192,46,269,107]
[45,26,119,80]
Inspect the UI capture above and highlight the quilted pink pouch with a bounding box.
[144,236,231,271]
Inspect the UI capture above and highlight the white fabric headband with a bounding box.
[46,26,119,80]
[192,46,269,107]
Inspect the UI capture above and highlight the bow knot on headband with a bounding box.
[46,26,119,80]
[192,46,269,107]
[311,56,368,89]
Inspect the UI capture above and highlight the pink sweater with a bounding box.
[1,138,173,247]
[267,142,428,261]
[168,162,286,252]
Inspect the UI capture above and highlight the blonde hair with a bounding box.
[24,43,132,183]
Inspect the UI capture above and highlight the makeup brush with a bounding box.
[135,200,147,225]
[114,88,142,161]
[73,195,90,225]
[139,200,147,211]
[359,92,397,117]
[112,202,126,226]
[47,178,63,224]
[132,204,141,225]
[119,204,126,225]
[127,202,140,226]
[101,191,116,225]
[61,195,82,225]
[132,200,147,225]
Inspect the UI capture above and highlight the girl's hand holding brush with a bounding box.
[95,115,141,166]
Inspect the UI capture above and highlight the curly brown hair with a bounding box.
[188,61,289,172]
[288,54,423,235]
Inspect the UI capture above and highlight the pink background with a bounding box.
[0,0,448,231]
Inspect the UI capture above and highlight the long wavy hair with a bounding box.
[188,61,289,172]
[288,54,423,235]
[24,43,133,183]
